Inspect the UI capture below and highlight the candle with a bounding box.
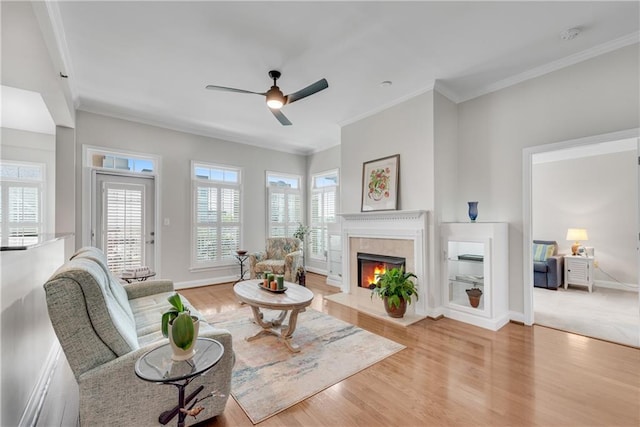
[276,275,284,290]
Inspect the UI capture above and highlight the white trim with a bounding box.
[522,128,640,327]
[339,210,429,316]
[82,144,161,276]
[18,342,61,427]
[305,266,327,276]
[509,311,526,324]
[594,280,638,292]
[338,82,436,127]
[174,275,236,290]
[460,32,640,103]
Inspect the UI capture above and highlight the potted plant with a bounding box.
[161,293,199,360]
[465,287,483,308]
[370,267,418,318]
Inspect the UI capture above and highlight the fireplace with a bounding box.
[357,252,406,289]
[325,210,428,324]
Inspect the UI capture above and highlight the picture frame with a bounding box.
[361,154,400,212]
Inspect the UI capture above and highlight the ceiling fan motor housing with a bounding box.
[266,85,285,108]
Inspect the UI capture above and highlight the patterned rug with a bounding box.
[208,306,405,424]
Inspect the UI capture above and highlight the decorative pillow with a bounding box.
[533,243,555,262]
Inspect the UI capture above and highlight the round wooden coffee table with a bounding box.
[233,279,314,352]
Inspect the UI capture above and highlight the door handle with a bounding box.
[146,239,155,244]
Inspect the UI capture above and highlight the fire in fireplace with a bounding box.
[357,252,406,289]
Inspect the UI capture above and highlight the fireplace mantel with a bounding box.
[339,210,427,223]
[327,210,429,325]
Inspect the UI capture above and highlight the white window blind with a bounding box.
[192,163,242,268]
[267,184,302,238]
[0,162,44,245]
[103,183,144,273]
[310,170,339,260]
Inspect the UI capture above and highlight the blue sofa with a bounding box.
[533,240,564,290]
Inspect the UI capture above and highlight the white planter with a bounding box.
[168,315,200,361]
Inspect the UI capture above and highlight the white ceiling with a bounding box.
[49,1,639,154]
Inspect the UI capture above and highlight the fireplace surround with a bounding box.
[325,210,429,325]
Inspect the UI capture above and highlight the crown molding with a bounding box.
[459,31,640,103]
[77,100,313,156]
[338,81,436,127]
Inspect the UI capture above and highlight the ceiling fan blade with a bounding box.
[285,78,328,104]
[269,108,292,126]
[205,85,266,96]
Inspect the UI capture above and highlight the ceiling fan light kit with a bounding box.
[206,70,328,126]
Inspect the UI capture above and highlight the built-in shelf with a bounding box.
[441,222,509,331]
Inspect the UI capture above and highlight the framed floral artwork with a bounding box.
[361,154,399,212]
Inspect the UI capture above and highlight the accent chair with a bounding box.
[249,237,303,282]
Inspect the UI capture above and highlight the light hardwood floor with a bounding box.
[182,273,640,427]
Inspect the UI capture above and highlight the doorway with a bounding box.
[523,129,640,346]
[93,171,155,273]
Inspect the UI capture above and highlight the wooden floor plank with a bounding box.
[181,273,640,426]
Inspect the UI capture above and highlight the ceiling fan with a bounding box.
[205,70,328,126]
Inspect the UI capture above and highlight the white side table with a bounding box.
[564,255,595,292]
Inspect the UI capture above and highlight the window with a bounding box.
[192,162,242,268]
[266,173,302,238]
[310,169,339,260]
[0,162,45,245]
[87,147,155,174]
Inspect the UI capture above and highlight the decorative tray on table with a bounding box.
[257,283,287,293]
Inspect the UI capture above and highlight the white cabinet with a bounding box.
[441,222,509,331]
[564,255,594,292]
[326,222,342,286]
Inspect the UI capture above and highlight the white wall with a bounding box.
[0,237,73,427]
[1,128,56,235]
[457,44,640,313]
[341,90,435,213]
[341,90,437,308]
[533,149,637,286]
[74,110,308,284]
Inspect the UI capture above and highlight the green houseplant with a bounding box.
[161,293,199,360]
[370,267,418,318]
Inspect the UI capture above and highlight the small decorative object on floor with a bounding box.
[296,267,306,286]
[162,293,199,360]
[468,201,479,222]
[370,267,418,318]
[465,287,483,308]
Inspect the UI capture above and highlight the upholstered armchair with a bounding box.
[44,247,234,426]
[249,237,303,282]
[533,240,564,289]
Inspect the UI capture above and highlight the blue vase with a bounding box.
[468,201,478,222]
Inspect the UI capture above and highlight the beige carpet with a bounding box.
[208,307,405,424]
[534,286,639,347]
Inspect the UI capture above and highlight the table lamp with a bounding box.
[566,228,588,255]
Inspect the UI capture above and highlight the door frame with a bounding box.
[81,145,161,276]
[522,128,639,326]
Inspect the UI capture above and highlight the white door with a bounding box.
[93,172,155,273]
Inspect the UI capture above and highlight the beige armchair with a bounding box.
[249,237,303,282]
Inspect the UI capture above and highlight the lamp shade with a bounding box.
[566,228,588,241]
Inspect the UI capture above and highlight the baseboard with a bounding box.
[305,266,328,275]
[509,311,526,324]
[594,279,638,292]
[19,341,61,427]
[174,275,236,289]
[326,276,342,287]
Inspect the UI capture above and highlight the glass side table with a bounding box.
[134,338,224,427]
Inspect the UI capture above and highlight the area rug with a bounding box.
[207,307,405,424]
